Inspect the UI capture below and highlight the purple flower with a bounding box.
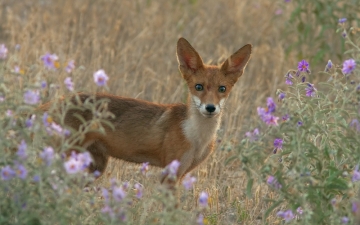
[342,59,356,75]
[330,198,337,206]
[277,210,294,222]
[134,183,143,199]
[296,207,303,215]
[298,60,310,72]
[41,81,47,89]
[24,90,40,105]
[245,128,260,142]
[1,165,15,180]
[33,175,40,182]
[267,175,282,189]
[64,77,74,91]
[282,114,290,122]
[285,72,293,85]
[93,69,109,86]
[273,139,283,154]
[350,119,360,132]
[199,191,209,207]
[257,107,279,126]
[140,162,149,175]
[341,217,349,224]
[342,31,347,38]
[40,147,55,166]
[42,112,52,126]
[297,121,303,127]
[301,76,306,82]
[112,186,126,202]
[266,97,276,113]
[182,174,197,190]
[197,214,204,225]
[25,115,36,128]
[325,60,333,72]
[93,170,101,178]
[41,53,59,70]
[65,60,75,73]
[352,165,360,182]
[17,140,27,160]
[15,164,28,180]
[339,18,347,23]
[64,157,82,174]
[101,187,110,203]
[0,44,8,59]
[278,93,285,101]
[352,201,359,213]
[162,160,180,180]
[305,83,317,97]
[77,152,93,170]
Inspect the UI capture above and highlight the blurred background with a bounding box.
[0,0,359,223]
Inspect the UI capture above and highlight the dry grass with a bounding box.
[0,0,300,224]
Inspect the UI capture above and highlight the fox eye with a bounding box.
[195,84,203,91]
[218,86,226,93]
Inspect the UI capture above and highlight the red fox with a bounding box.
[45,38,252,183]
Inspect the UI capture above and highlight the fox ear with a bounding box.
[221,44,252,82]
[177,38,204,74]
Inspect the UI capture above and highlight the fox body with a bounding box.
[51,38,252,182]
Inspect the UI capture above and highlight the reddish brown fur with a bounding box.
[43,38,252,183]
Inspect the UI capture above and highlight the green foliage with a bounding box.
[237,22,360,224]
[283,0,360,68]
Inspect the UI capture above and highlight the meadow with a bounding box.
[0,0,360,224]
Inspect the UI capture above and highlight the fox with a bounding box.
[43,38,252,183]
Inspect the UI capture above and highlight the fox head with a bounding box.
[176,37,252,118]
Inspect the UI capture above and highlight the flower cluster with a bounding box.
[257,97,279,126]
[63,151,93,174]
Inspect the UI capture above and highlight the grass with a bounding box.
[0,0,357,224]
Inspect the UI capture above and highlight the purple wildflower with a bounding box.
[64,77,74,91]
[134,183,143,199]
[301,76,306,82]
[25,114,36,128]
[277,210,294,222]
[23,90,40,105]
[1,165,15,180]
[339,18,347,23]
[342,59,356,75]
[257,107,279,126]
[298,60,310,72]
[305,83,317,97]
[0,44,8,59]
[197,214,204,225]
[266,97,276,113]
[199,191,209,207]
[93,170,101,178]
[41,81,47,89]
[353,201,359,213]
[245,128,260,142]
[297,121,303,127]
[325,60,333,72]
[41,53,59,70]
[33,175,40,182]
[40,147,55,166]
[285,72,293,85]
[112,186,127,202]
[101,205,114,219]
[278,92,285,101]
[65,60,75,73]
[350,119,360,132]
[330,198,337,206]
[140,162,149,175]
[101,187,110,203]
[342,31,347,38]
[77,152,93,170]
[64,157,82,174]
[296,207,303,215]
[17,140,27,160]
[282,114,290,122]
[162,160,180,180]
[273,139,283,154]
[93,69,109,86]
[182,174,197,190]
[267,175,282,189]
[352,165,360,182]
[341,217,349,224]
[15,164,28,180]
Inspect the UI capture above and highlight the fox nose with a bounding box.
[205,104,216,113]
